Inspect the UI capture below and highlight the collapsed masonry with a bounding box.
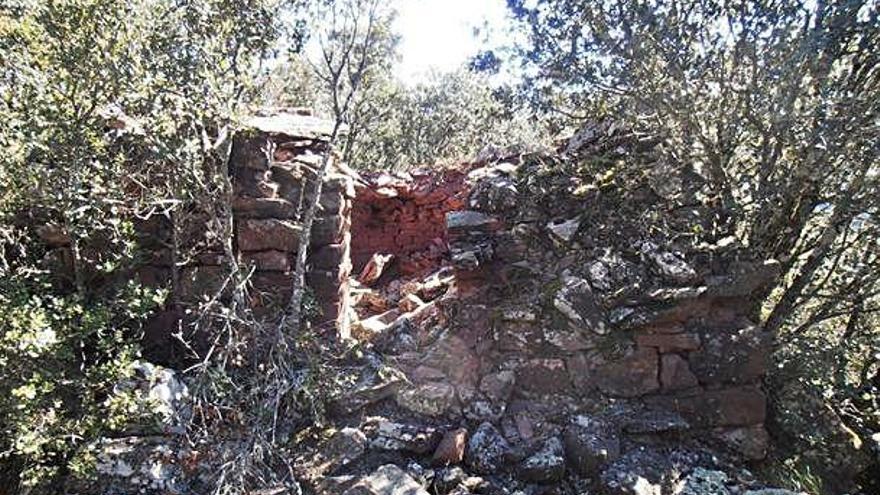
[66,112,794,494]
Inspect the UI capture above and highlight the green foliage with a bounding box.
[261,3,545,171]
[344,69,546,170]
[0,0,299,490]
[0,275,164,490]
[760,456,826,495]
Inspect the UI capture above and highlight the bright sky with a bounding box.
[392,0,510,84]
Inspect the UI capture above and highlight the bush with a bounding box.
[0,275,165,491]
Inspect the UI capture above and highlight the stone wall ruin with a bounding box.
[48,112,792,494]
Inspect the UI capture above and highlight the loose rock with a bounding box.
[433,428,468,466]
[563,415,621,476]
[520,437,566,483]
[342,464,429,495]
[466,422,512,474]
[397,383,456,417]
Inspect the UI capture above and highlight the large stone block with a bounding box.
[660,354,700,391]
[517,358,570,394]
[689,324,768,385]
[311,214,348,247]
[241,250,291,272]
[310,236,351,270]
[232,197,296,219]
[237,219,302,252]
[233,168,277,198]
[179,265,226,302]
[635,332,701,353]
[646,385,767,427]
[231,133,270,170]
[306,268,348,300]
[595,347,660,398]
[249,271,294,308]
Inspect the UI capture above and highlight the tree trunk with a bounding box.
[281,122,343,334]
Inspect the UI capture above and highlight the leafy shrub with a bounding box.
[0,275,165,491]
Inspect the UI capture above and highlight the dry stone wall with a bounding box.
[132,112,356,355]
[434,157,780,462]
[351,170,469,278]
[231,114,355,335]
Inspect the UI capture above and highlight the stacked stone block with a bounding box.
[351,170,468,277]
[231,114,355,335]
[123,113,357,350]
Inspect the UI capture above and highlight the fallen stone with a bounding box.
[342,464,429,495]
[446,210,498,233]
[463,400,506,422]
[563,415,621,477]
[65,437,186,494]
[352,309,400,341]
[466,422,512,474]
[449,239,494,271]
[554,276,608,334]
[314,475,359,495]
[547,217,581,242]
[468,175,518,212]
[113,361,190,435]
[599,447,678,495]
[432,466,468,493]
[420,334,481,388]
[314,427,367,475]
[399,293,425,313]
[520,437,566,483]
[640,241,698,284]
[432,428,468,466]
[714,425,769,460]
[619,410,690,435]
[397,383,456,417]
[328,375,405,416]
[673,468,731,495]
[373,317,418,355]
[359,253,394,285]
[368,420,440,455]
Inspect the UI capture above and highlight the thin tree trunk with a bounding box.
[281,122,343,334]
[763,159,870,337]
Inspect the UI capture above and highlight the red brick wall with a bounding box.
[351,170,469,278]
